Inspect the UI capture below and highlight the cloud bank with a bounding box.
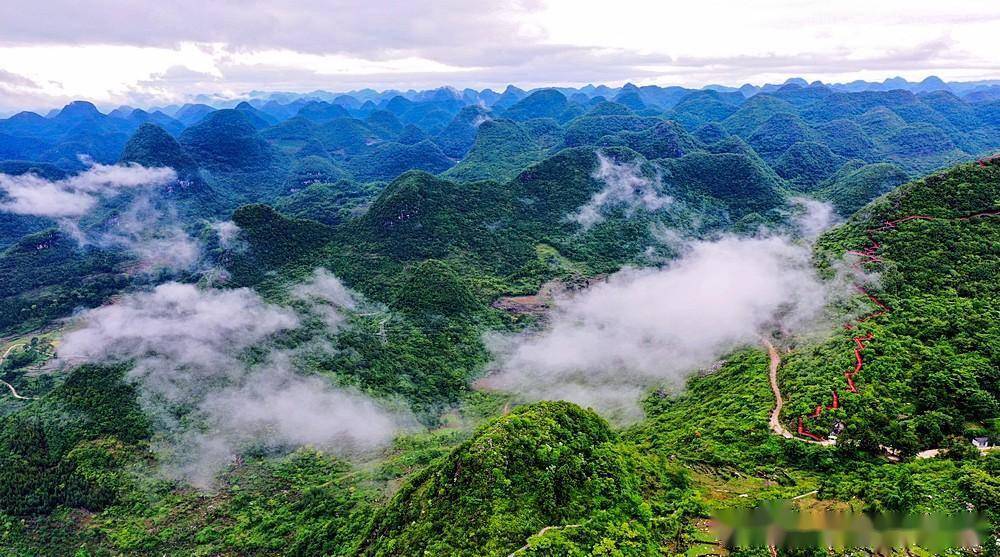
[58,276,406,487]
[571,154,673,230]
[483,211,858,420]
[791,196,840,240]
[0,161,175,217]
[2,1,997,113]
[99,195,203,272]
[0,161,205,272]
[210,220,241,248]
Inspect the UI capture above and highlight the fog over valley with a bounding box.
[1,2,998,555]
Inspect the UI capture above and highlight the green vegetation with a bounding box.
[346,140,452,182]
[285,155,348,188]
[442,119,543,183]
[434,105,490,158]
[815,162,910,215]
[359,401,700,557]
[596,120,701,159]
[562,114,660,147]
[748,113,817,161]
[274,179,374,226]
[0,364,150,515]
[721,94,797,138]
[119,123,198,175]
[502,89,573,122]
[316,118,380,156]
[226,204,335,284]
[781,162,1000,456]
[668,90,741,129]
[815,119,875,159]
[660,151,786,221]
[179,110,278,172]
[0,230,128,335]
[1,85,1000,555]
[884,123,967,173]
[774,141,846,189]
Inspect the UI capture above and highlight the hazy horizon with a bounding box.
[4,74,999,118]
[1,0,998,114]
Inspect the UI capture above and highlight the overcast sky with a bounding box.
[0,0,998,112]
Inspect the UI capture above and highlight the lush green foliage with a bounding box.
[595,120,702,159]
[1,84,1000,555]
[226,204,335,284]
[815,162,910,215]
[274,179,374,226]
[502,89,575,122]
[359,401,699,556]
[119,123,198,175]
[783,162,1000,456]
[442,119,543,183]
[0,364,149,515]
[0,230,128,335]
[179,110,278,172]
[346,140,452,182]
[660,151,785,220]
[774,141,846,189]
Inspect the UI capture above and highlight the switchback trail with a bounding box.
[786,204,1000,443]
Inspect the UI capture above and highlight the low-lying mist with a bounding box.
[0,160,204,272]
[58,271,408,488]
[571,154,673,230]
[483,200,861,420]
[0,159,176,217]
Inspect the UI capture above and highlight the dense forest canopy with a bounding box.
[0,77,999,555]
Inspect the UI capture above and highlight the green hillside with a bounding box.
[346,140,453,182]
[359,401,697,557]
[0,230,128,334]
[2,82,1000,556]
[816,162,910,215]
[774,141,847,189]
[660,151,786,221]
[781,161,1000,455]
[179,109,277,172]
[442,119,543,183]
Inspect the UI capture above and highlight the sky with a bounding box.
[0,0,999,113]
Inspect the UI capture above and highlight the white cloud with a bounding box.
[99,194,202,272]
[0,161,204,273]
[291,268,361,330]
[571,153,672,230]
[211,220,241,248]
[1,1,998,112]
[481,232,858,420]
[58,283,300,387]
[792,196,840,240]
[0,161,176,217]
[58,280,407,487]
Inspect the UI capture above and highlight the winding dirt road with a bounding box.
[764,338,793,440]
[764,338,833,446]
[0,344,34,400]
[507,524,581,557]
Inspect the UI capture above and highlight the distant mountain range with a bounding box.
[5,76,1000,121]
[0,74,1000,254]
[1,71,1000,555]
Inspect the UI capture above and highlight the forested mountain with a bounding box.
[1,78,999,555]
